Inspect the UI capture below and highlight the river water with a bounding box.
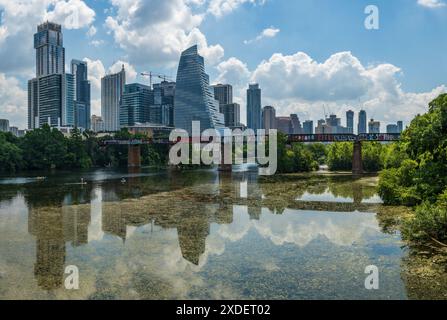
[0,167,445,300]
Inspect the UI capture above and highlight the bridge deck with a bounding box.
[101,133,401,146]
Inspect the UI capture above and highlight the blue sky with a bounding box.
[0,0,446,129]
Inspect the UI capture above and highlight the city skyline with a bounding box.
[9,20,407,136]
[0,1,446,130]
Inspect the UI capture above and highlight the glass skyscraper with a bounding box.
[174,45,224,134]
[0,119,9,132]
[358,110,367,134]
[303,120,314,134]
[346,110,354,134]
[262,106,276,131]
[221,103,240,128]
[62,74,75,127]
[35,73,74,128]
[152,81,175,126]
[71,60,91,130]
[34,22,65,77]
[28,22,76,130]
[102,66,126,132]
[212,84,233,107]
[247,84,262,131]
[120,83,153,127]
[28,78,39,129]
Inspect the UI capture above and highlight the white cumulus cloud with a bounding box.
[244,26,280,44]
[417,0,446,8]
[207,0,266,17]
[0,0,95,74]
[44,0,96,29]
[105,0,224,67]
[86,25,97,37]
[0,73,27,128]
[215,51,446,127]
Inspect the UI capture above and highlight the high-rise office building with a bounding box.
[290,114,302,134]
[28,78,39,129]
[28,22,75,130]
[326,114,341,127]
[212,84,233,107]
[0,119,9,132]
[221,103,240,128]
[397,121,404,133]
[120,83,153,127]
[276,117,292,134]
[152,81,175,126]
[119,81,176,128]
[303,120,314,134]
[346,110,354,134]
[34,22,65,77]
[9,126,19,137]
[62,74,75,127]
[387,124,399,134]
[102,65,126,132]
[247,84,262,131]
[315,119,331,134]
[313,114,351,134]
[323,114,350,133]
[91,115,105,133]
[149,104,173,126]
[71,60,91,130]
[174,45,224,134]
[368,119,381,133]
[31,73,74,128]
[358,110,367,134]
[262,106,276,131]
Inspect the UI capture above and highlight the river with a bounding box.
[0,167,446,300]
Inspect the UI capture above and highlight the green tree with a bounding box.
[382,142,408,169]
[21,124,68,169]
[326,142,353,171]
[305,143,327,165]
[65,128,92,168]
[362,142,384,172]
[0,133,23,172]
[378,93,447,243]
[276,133,318,173]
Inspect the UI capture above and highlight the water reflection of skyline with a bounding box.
[13,170,389,291]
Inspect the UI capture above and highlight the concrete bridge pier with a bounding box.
[352,141,363,175]
[218,142,233,172]
[128,145,141,168]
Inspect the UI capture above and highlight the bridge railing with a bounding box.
[101,139,147,146]
[287,133,401,143]
[100,133,402,145]
[357,133,401,141]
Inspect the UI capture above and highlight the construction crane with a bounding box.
[323,104,328,120]
[140,71,174,87]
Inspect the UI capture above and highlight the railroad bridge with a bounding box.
[286,133,401,174]
[101,133,401,174]
[100,139,169,168]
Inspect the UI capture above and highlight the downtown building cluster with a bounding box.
[20,22,405,136]
[28,22,91,132]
